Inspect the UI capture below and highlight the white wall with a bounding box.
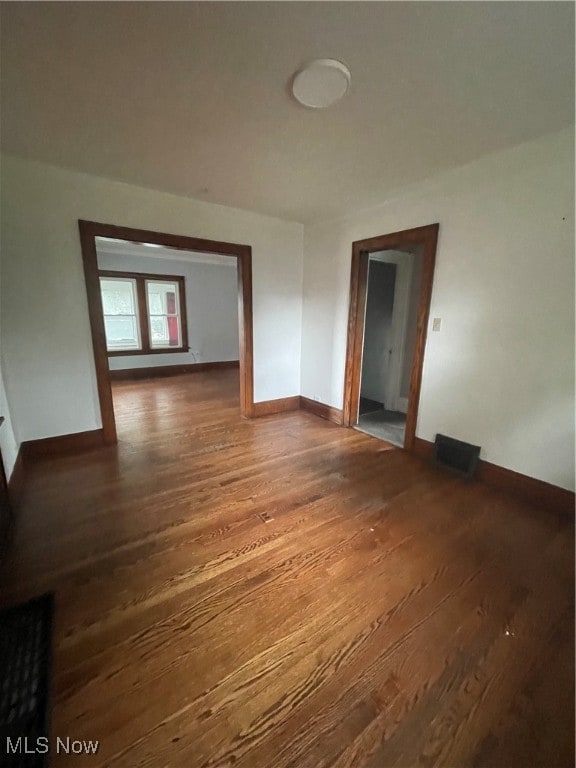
[1,129,573,492]
[0,154,304,444]
[301,127,575,491]
[97,252,239,370]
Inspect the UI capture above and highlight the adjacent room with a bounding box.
[356,246,424,447]
[95,235,241,441]
[0,3,573,768]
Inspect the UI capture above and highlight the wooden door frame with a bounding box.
[79,220,254,445]
[343,223,439,451]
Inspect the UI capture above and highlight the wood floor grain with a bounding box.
[1,370,573,768]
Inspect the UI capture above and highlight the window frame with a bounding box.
[99,270,189,356]
[99,275,142,353]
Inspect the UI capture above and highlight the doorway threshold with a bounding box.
[355,410,406,447]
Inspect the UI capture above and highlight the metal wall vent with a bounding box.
[434,434,481,479]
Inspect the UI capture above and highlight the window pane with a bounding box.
[104,316,140,350]
[148,292,164,316]
[146,281,178,315]
[100,278,137,315]
[150,316,169,342]
[146,280,182,348]
[100,277,141,351]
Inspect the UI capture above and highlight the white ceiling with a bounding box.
[95,237,237,267]
[1,2,573,223]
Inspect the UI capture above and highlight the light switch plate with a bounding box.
[432,317,442,332]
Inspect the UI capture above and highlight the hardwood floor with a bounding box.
[1,370,573,767]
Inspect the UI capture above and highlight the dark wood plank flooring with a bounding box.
[1,370,573,767]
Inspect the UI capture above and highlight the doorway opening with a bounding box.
[343,224,438,450]
[79,221,254,445]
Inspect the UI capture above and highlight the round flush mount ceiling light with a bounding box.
[292,59,351,108]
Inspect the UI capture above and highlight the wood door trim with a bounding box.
[79,220,255,444]
[343,223,439,451]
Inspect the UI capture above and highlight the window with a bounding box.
[146,280,182,349]
[99,271,188,355]
[100,277,141,351]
